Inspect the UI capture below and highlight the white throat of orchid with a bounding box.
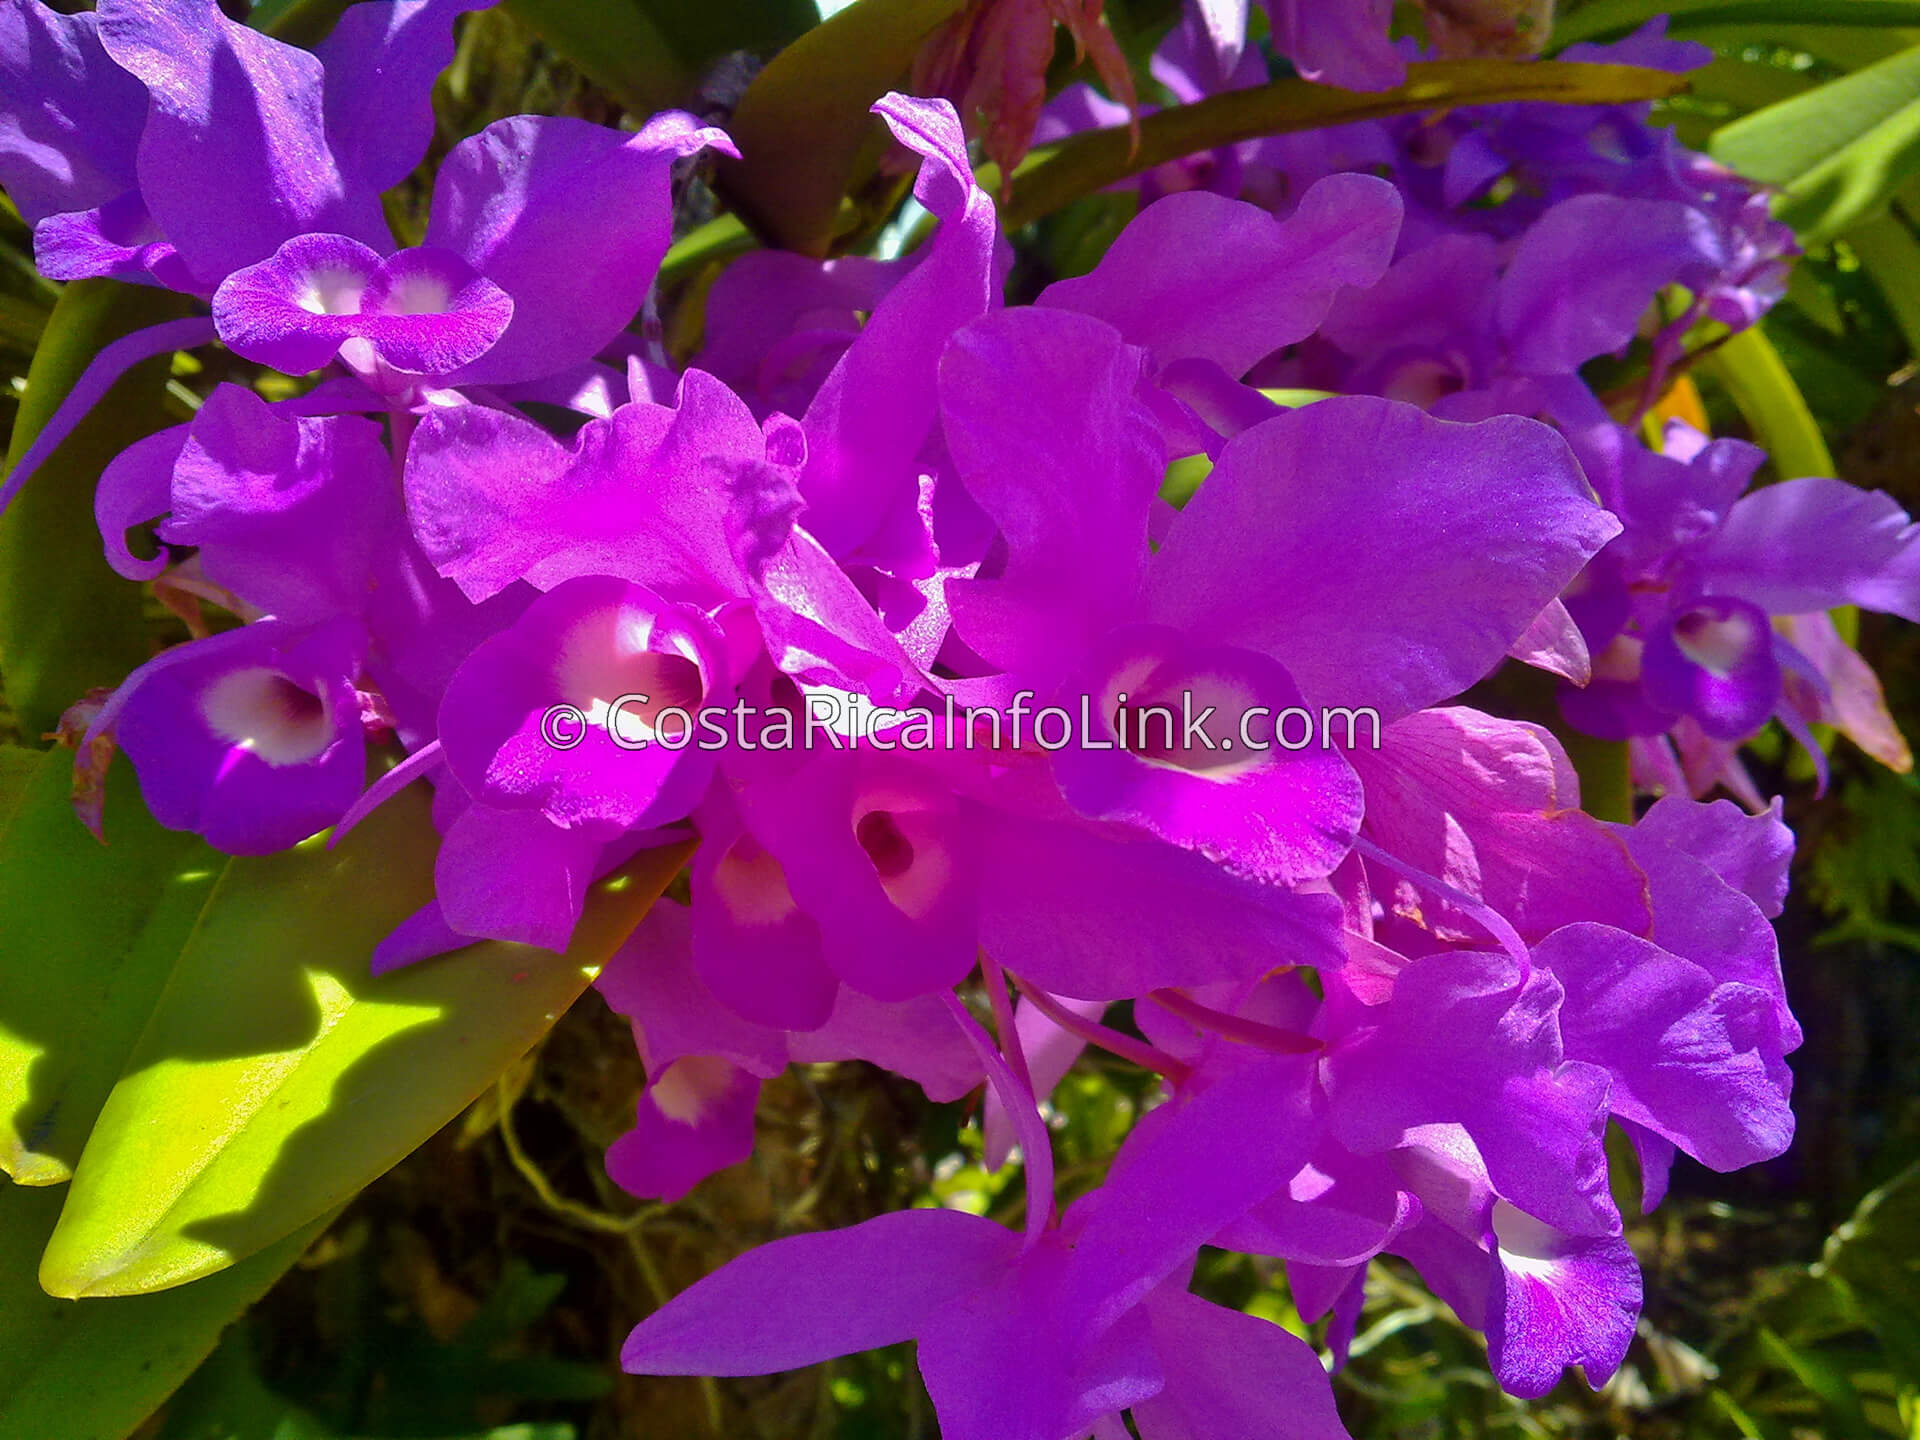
[648,1055,739,1126]
[1108,656,1266,779]
[1490,1200,1575,1272]
[200,667,334,766]
[554,606,707,746]
[1673,604,1763,679]
[298,264,369,316]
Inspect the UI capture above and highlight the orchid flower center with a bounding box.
[856,809,915,878]
[1490,1199,1573,1269]
[200,667,333,765]
[649,1055,738,1125]
[297,264,369,316]
[711,833,801,927]
[1114,664,1263,778]
[1672,603,1762,679]
[553,606,707,744]
[852,797,952,915]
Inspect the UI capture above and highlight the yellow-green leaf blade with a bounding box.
[0,748,220,1186]
[39,786,688,1297]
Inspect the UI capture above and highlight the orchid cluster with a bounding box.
[3,0,1918,1434]
[1045,13,1920,805]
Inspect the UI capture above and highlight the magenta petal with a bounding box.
[108,620,366,855]
[688,790,838,1032]
[211,232,384,374]
[1148,397,1619,722]
[1640,594,1781,740]
[788,986,985,1102]
[797,94,1001,563]
[1497,195,1722,375]
[314,0,489,195]
[0,3,143,225]
[96,423,187,581]
[1134,1289,1351,1440]
[1535,924,1793,1172]
[358,245,514,373]
[402,401,575,602]
[1633,794,1792,919]
[918,1265,1164,1440]
[161,384,396,623]
[1051,625,1363,885]
[606,1060,760,1203]
[1352,707,1651,940]
[96,0,389,286]
[1325,950,1618,1237]
[436,574,727,831]
[34,189,193,288]
[975,802,1346,1000]
[596,903,789,1078]
[1059,1054,1322,1340]
[620,1209,1021,1375]
[939,308,1158,684]
[1691,475,1920,622]
[432,803,606,950]
[429,110,734,385]
[1266,0,1403,91]
[1039,173,1401,376]
[1487,1208,1642,1399]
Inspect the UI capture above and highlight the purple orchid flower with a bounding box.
[1558,418,1920,771]
[88,618,366,855]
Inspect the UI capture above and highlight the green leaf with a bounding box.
[0,278,191,740]
[1815,1159,1920,1380]
[1755,1328,1879,1439]
[1712,44,1920,242]
[1700,324,1839,482]
[715,0,967,255]
[498,0,699,118]
[0,1181,332,1440]
[502,0,817,122]
[1553,0,1920,49]
[1847,213,1920,356]
[997,60,1691,229]
[0,746,220,1185]
[37,786,689,1297]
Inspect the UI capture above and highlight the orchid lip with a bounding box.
[199,666,334,765]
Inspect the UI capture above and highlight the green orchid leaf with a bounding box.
[1552,0,1920,49]
[1848,212,1920,356]
[1813,1159,1920,1379]
[1712,44,1920,243]
[997,60,1690,229]
[1701,325,1839,483]
[37,785,690,1298]
[502,0,816,122]
[0,1181,333,1440]
[0,278,191,741]
[0,746,221,1185]
[716,0,966,255]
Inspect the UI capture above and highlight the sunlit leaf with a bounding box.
[0,1181,332,1440]
[1713,44,1920,242]
[37,787,689,1297]
[0,747,220,1185]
